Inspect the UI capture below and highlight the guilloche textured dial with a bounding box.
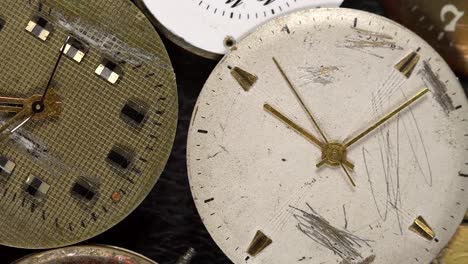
[187,8,468,264]
[0,0,177,248]
[135,0,343,58]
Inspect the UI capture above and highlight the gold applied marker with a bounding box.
[395,51,420,78]
[409,216,435,240]
[231,66,258,92]
[247,230,272,257]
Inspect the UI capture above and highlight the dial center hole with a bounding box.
[322,143,347,167]
[32,101,45,113]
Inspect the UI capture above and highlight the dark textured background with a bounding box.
[1,0,466,263]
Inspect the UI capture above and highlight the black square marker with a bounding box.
[121,101,147,125]
[36,17,48,28]
[72,180,96,201]
[0,18,5,31]
[107,146,133,170]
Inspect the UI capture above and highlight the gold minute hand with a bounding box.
[344,87,429,148]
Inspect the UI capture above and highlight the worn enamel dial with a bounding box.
[135,0,343,59]
[0,0,177,248]
[187,8,468,264]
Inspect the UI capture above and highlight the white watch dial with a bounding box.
[187,8,468,264]
[137,0,343,58]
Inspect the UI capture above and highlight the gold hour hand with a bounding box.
[272,57,329,143]
[0,96,26,113]
[0,91,62,142]
[344,88,429,148]
[264,103,355,170]
[264,103,324,148]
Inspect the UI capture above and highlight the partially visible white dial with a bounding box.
[136,0,342,58]
[187,8,468,264]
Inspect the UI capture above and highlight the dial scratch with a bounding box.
[290,203,373,262]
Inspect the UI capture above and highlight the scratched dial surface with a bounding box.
[187,8,468,264]
[135,0,343,59]
[0,0,177,248]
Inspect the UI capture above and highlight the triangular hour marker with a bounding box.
[231,66,258,92]
[409,216,435,240]
[395,51,420,78]
[247,230,272,257]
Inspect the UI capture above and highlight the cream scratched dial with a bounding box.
[187,8,468,264]
[135,0,343,59]
[0,0,177,248]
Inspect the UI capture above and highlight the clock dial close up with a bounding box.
[0,0,177,249]
[135,0,343,59]
[188,8,468,264]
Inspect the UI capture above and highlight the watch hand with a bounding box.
[264,103,355,170]
[264,103,324,148]
[0,109,33,141]
[273,57,356,186]
[0,92,62,142]
[341,164,356,187]
[40,36,70,104]
[0,114,33,142]
[0,96,26,113]
[273,57,329,144]
[344,87,429,148]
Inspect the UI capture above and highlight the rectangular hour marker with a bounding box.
[231,66,258,92]
[0,156,15,177]
[395,51,420,78]
[247,230,272,256]
[25,175,50,199]
[409,216,435,240]
[25,17,50,41]
[62,37,87,63]
[121,101,147,125]
[72,178,97,201]
[0,18,5,31]
[107,146,133,170]
[95,60,120,84]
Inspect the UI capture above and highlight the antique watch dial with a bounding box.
[187,8,468,264]
[12,245,158,264]
[0,0,178,248]
[380,0,468,76]
[135,0,343,59]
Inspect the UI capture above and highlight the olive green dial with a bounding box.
[0,0,177,248]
